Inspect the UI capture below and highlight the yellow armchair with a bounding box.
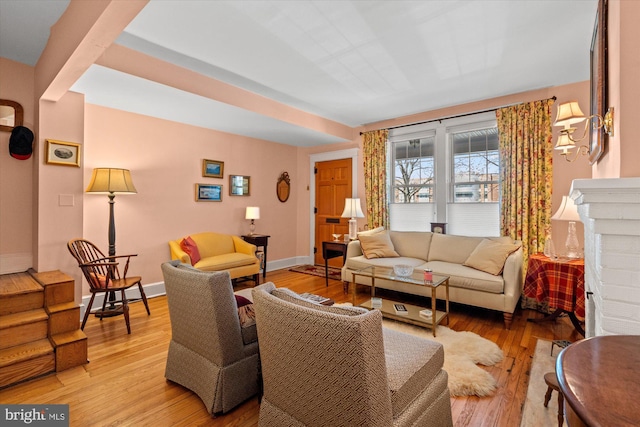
[169,232,260,284]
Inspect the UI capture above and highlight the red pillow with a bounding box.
[235,294,252,308]
[180,236,201,266]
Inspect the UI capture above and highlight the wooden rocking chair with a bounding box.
[67,238,150,334]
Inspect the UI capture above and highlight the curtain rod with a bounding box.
[359,95,556,135]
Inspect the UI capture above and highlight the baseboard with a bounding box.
[264,256,311,274]
[79,281,166,320]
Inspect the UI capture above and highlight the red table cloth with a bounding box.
[523,253,585,318]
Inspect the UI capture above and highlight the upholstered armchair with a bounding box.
[161,260,259,415]
[252,283,453,427]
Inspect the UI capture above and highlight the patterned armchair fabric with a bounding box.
[161,260,259,415]
[252,283,453,427]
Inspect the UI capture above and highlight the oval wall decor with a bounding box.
[277,172,290,202]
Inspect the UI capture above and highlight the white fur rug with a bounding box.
[382,319,503,397]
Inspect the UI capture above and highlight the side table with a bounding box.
[523,253,585,335]
[322,241,348,287]
[242,234,270,279]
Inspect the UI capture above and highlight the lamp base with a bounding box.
[249,220,256,236]
[565,221,581,259]
[348,218,357,240]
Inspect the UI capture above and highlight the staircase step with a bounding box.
[0,309,48,350]
[51,330,88,372]
[30,270,74,306]
[0,273,44,315]
[0,339,55,388]
[47,302,81,335]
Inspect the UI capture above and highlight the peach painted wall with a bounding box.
[82,104,300,292]
[0,58,35,272]
[595,0,640,178]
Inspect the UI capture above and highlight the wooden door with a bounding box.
[314,158,352,266]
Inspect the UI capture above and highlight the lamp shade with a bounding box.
[551,196,581,222]
[554,133,577,153]
[245,206,260,220]
[554,101,587,128]
[86,168,137,194]
[341,198,364,218]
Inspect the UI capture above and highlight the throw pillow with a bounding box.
[359,230,399,259]
[180,236,201,266]
[238,304,256,328]
[235,294,252,308]
[463,238,520,275]
[357,226,385,238]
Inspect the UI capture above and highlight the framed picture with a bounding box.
[202,159,224,178]
[229,175,250,196]
[45,139,81,167]
[589,0,608,164]
[195,184,222,202]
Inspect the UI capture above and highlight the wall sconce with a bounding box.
[341,198,364,240]
[553,101,614,162]
[245,206,260,235]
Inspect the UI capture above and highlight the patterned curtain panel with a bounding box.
[496,98,554,274]
[362,129,389,230]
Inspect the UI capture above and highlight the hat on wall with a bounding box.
[9,125,34,160]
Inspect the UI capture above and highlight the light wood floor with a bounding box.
[0,268,582,427]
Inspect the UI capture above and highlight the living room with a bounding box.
[1,0,639,425]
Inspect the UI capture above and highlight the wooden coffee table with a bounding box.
[351,266,449,336]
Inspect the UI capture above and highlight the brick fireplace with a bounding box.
[571,178,640,337]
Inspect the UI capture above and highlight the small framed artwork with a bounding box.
[45,139,81,167]
[229,175,250,196]
[202,159,224,178]
[195,184,222,202]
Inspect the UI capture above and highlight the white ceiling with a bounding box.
[0,0,598,146]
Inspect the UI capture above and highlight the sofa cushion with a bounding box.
[422,261,505,294]
[345,255,425,272]
[382,327,445,415]
[463,239,520,275]
[195,252,257,271]
[180,236,201,265]
[389,231,432,260]
[427,234,483,264]
[359,231,400,259]
[190,232,235,258]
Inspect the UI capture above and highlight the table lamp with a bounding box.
[245,207,260,235]
[341,198,364,240]
[551,195,581,259]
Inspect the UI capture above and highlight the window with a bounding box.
[451,128,499,203]
[392,136,435,203]
[388,112,500,236]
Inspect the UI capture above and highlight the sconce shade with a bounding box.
[86,168,137,194]
[245,206,260,220]
[341,198,365,219]
[554,101,587,128]
[551,196,581,222]
[554,133,577,153]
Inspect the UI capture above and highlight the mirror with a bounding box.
[277,171,290,202]
[229,175,250,196]
[0,99,24,132]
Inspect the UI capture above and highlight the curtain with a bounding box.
[362,129,389,229]
[496,98,554,275]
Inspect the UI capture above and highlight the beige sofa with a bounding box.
[341,230,523,329]
[252,282,453,427]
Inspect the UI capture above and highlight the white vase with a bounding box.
[543,237,556,259]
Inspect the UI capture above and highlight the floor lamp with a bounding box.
[86,168,137,310]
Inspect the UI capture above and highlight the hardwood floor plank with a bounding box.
[0,268,580,426]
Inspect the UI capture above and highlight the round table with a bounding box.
[556,335,640,426]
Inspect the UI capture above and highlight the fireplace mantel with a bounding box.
[570,178,640,337]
